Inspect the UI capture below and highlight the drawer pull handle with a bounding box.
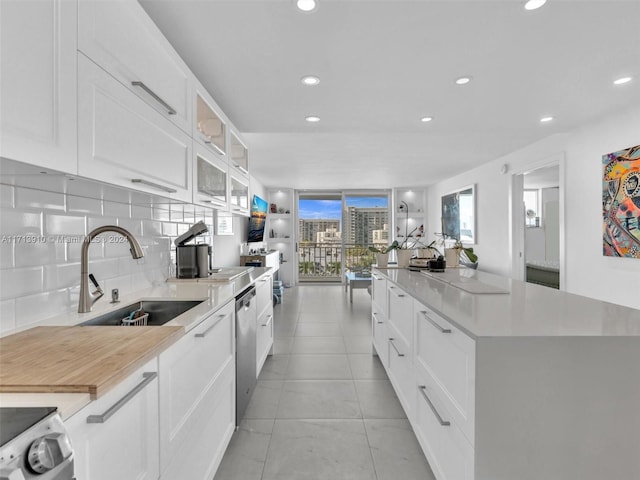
[131,81,176,115]
[195,314,226,338]
[388,338,405,357]
[131,178,177,193]
[372,313,384,324]
[389,287,405,298]
[418,385,451,427]
[420,311,451,334]
[87,372,157,424]
[261,314,273,327]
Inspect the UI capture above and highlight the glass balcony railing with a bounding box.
[298,243,378,281]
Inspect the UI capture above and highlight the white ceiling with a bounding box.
[139,0,640,190]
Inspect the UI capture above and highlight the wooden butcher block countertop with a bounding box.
[0,325,184,398]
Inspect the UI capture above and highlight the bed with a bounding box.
[526,260,560,289]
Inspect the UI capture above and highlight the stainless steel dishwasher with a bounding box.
[235,286,257,425]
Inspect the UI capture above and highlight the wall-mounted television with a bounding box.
[247,195,268,243]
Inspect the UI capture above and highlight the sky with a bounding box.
[299,196,388,220]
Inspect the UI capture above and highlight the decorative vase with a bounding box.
[444,248,461,268]
[396,249,413,268]
[375,252,389,268]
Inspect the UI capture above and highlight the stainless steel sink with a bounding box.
[80,300,204,327]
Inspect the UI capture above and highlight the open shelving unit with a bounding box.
[266,188,295,286]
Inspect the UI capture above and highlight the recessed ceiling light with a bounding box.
[524,0,547,11]
[420,116,433,123]
[613,76,632,85]
[305,115,320,123]
[540,116,554,123]
[296,0,316,12]
[455,76,472,85]
[301,75,320,86]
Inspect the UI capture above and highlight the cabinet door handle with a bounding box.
[86,372,157,424]
[418,385,451,426]
[372,313,383,324]
[232,162,248,174]
[388,338,405,357]
[419,310,451,334]
[389,286,405,298]
[261,314,273,327]
[195,314,226,338]
[131,178,177,193]
[131,81,176,115]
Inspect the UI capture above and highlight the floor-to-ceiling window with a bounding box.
[297,191,390,283]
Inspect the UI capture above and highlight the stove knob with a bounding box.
[0,468,27,480]
[27,433,73,474]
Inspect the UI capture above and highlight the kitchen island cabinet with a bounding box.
[372,267,640,480]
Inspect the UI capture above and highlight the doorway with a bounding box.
[511,157,564,289]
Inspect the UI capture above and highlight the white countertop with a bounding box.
[0,268,274,416]
[30,267,273,334]
[0,393,91,420]
[375,267,640,338]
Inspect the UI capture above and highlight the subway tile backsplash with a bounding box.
[0,183,215,335]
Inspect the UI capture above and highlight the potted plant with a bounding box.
[434,233,478,268]
[368,242,399,268]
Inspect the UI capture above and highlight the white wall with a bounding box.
[564,107,640,309]
[426,106,640,309]
[426,134,568,277]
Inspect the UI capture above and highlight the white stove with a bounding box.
[0,407,74,480]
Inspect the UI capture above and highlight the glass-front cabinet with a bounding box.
[230,131,249,175]
[194,144,228,208]
[230,174,249,216]
[196,92,226,155]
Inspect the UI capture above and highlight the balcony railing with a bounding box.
[298,242,379,280]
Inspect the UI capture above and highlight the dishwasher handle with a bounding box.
[235,287,256,312]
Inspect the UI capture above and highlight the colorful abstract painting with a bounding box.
[602,144,640,258]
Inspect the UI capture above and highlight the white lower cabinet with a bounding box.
[255,274,274,375]
[65,358,160,480]
[386,323,415,421]
[373,275,477,480]
[160,361,235,480]
[78,54,192,202]
[414,303,475,445]
[414,362,474,480]
[371,304,388,367]
[158,300,235,478]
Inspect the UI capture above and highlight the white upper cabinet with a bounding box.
[78,0,192,134]
[230,174,250,216]
[230,130,249,176]
[77,54,192,202]
[194,85,227,156]
[0,0,77,174]
[194,143,229,209]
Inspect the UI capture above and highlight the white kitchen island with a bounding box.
[371,267,640,480]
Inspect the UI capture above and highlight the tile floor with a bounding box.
[214,284,435,480]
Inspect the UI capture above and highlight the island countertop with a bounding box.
[374,267,640,338]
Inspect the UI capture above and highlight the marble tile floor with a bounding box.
[214,285,435,480]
